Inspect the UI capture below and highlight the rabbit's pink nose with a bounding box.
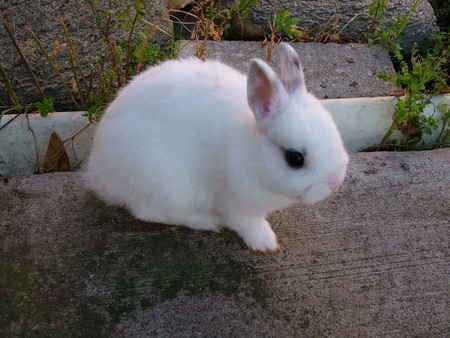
[328,173,344,191]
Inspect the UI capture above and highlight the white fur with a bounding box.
[85,43,349,251]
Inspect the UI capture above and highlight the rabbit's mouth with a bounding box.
[300,183,332,205]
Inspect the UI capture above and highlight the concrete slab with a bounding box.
[1,150,449,337]
[178,41,402,99]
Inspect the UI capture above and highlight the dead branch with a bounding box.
[0,10,45,99]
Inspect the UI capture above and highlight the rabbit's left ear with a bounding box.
[247,58,288,121]
[278,43,306,94]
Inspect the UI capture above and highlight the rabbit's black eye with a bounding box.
[284,149,304,169]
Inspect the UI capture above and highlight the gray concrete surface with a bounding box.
[1,149,449,337]
[179,41,401,99]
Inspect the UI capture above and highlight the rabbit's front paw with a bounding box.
[230,218,280,253]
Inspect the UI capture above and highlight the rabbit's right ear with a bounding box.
[247,59,288,121]
[278,43,306,94]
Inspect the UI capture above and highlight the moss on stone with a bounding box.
[79,228,269,327]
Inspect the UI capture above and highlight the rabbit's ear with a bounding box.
[278,43,306,94]
[247,59,288,121]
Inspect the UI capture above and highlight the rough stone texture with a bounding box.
[179,41,401,98]
[112,295,294,337]
[1,150,449,337]
[219,0,439,51]
[0,0,169,109]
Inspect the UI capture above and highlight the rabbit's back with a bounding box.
[109,58,247,121]
[100,58,250,152]
[86,58,249,222]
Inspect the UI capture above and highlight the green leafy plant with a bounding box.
[0,62,21,110]
[435,102,450,144]
[78,0,180,117]
[35,97,55,117]
[368,0,387,20]
[273,10,302,39]
[0,1,180,173]
[265,10,303,62]
[368,0,420,61]
[1,0,180,122]
[229,0,259,20]
[369,0,450,149]
[226,0,262,40]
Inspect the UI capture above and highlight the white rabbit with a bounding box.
[85,43,349,253]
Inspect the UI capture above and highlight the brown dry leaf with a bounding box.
[327,33,342,42]
[398,121,419,136]
[42,132,71,173]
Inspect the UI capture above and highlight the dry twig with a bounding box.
[27,26,79,107]
[0,10,45,99]
[59,18,86,106]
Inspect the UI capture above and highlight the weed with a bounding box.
[273,10,302,40]
[0,11,45,100]
[229,0,259,21]
[368,0,420,61]
[435,102,450,144]
[369,0,449,149]
[227,0,261,39]
[169,0,260,58]
[0,1,180,120]
[0,1,180,173]
[35,97,55,118]
[189,0,230,57]
[0,62,21,109]
[78,0,180,118]
[27,27,79,107]
[265,9,303,62]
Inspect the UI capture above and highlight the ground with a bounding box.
[1,150,449,337]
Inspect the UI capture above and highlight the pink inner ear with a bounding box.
[248,60,286,121]
[281,62,289,82]
[261,102,271,119]
[254,70,275,119]
[281,59,300,94]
